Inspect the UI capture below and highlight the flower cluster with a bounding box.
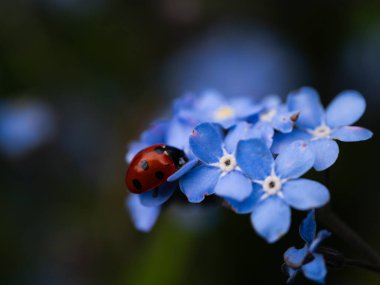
[283,211,331,283]
[125,87,372,282]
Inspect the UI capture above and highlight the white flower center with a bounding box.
[263,175,282,195]
[260,109,277,122]
[219,154,237,173]
[214,106,235,120]
[312,125,331,139]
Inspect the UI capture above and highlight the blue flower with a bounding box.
[0,99,56,158]
[126,120,170,163]
[283,210,331,284]
[250,95,299,133]
[226,140,330,243]
[126,194,161,233]
[272,87,373,171]
[125,118,197,232]
[179,122,270,203]
[180,90,262,129]
[126,182,178,232]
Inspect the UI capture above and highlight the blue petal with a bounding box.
[197,89,225,110]
[285,267,299,284]
[275,141,315,179]
[287,87,325,129]
[214,170,253,201]
[189,123,224,163]
[326,90,366,128]
[126,141,146,163]
[141,120,169,145]
[282,179,330,210]
[225,183,263,214]
[251,196,291,243]
[167,159,199,182]
[302,254,327,284]
[127,120,169,163]
[224,122,267,153]
[310,230,331,253]
[284,245,308,268]
[230,98,262,118]
[255,122,275,148]
[332,126,373,142]
[126,195,160,232]
[299,210,316,244]
[139,182,177,207]
[236,139,273,181]
[272,111,298,133]
[166,118,193,150]
[309,139,339,171]
[224,122,253,154]
[262,95,282,109]
[179,165,220,203]
[271,129,312,154]
[172,93,195,114]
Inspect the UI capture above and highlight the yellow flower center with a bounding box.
[260,109,277,122]
[214,106,235,120]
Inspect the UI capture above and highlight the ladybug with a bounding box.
[125,144,188,194]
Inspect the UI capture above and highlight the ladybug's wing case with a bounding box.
[126,145,178,194]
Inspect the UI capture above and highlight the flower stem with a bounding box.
[316,204,380,268]
[344,258,380,274]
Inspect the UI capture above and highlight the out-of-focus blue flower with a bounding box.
[0,99,56,158]
[250,95,299,134]
[179,122,271,203]
[125,100,201,232]
[126,194,161,233]
[190,90,262,128]
[127,91,263,163]
[226,140,330,243]
[126,120,170,163]
[126,181,180,232]
[283,210,331,284]
[272,87,373,171]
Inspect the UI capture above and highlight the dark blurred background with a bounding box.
[0,0,380,284]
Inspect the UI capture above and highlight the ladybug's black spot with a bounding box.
[154,146,165,154]
[140,160,149,171]
[155,171,165,180]
[132,179,142,190]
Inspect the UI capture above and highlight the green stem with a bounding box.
[316,205,380,267]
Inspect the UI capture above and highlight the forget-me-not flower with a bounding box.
[126,120,170,163]
[126,180,179,232]
[283,210,331,284]
[226,139,330,243]
[250,95,299,134]
[126,194,161,233]
[125,119,196,232]
[272,87,373,171]
[179,121,272,203]
[185,90,262,129]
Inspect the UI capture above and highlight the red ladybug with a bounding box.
[126,144,188,194]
